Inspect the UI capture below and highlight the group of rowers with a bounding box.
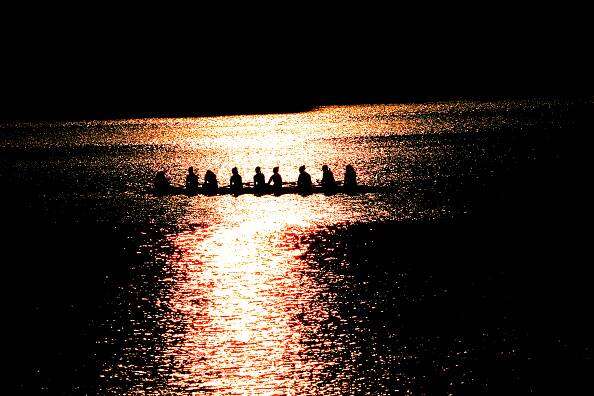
[154,164,358,195]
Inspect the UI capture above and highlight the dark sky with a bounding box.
[1,5,591,119]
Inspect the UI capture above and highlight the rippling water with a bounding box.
[2,99,585,394]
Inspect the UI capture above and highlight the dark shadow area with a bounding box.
[2,188,172,394]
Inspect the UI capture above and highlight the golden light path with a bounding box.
[40,100,550,394]
[159,195,354,394]
[95,103,463,394]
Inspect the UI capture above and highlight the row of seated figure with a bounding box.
[154,165,357,195]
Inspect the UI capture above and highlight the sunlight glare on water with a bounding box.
[161,196,349,394]
[107,194,387,394]
[46,99,564,394]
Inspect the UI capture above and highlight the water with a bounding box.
[2,99,589,394]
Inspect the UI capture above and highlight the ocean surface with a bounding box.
[2,99,591,394]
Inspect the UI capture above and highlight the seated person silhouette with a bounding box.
[203,170,218,194]
[185,166,199,193]
[229,167,243,195]
[297,165,313,195]
[321,165,337,194]
[253,166,266,194]
[268,166,283,194]
[343,164,357,192]
[154,170,171,193]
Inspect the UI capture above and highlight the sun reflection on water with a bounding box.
[87,101,556,394]
[2,100,570,394]
[160,196,347,394]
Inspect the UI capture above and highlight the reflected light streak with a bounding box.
[162,196,333,394]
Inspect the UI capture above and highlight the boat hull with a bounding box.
[153,185,391,196]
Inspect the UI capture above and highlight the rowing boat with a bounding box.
[153,185,392,196]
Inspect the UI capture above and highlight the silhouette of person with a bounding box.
[268,166,283,194]
[185,166,199,193]
[230,167,243,194]
[203,170,218,194]
[154,170,171,193]
[297,165,313,195]
[344,164,357,192]
[253,166,266,194]
[321,165,337,193]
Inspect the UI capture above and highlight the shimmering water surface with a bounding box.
[2,99,583,394]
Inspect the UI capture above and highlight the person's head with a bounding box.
[232,167,238,175]
[322,165,329,172]
[299,165,306,173]
[255,166,261,174]
[188,166,194,174]
[346,164,354,172]
[273,166,279,174]
[157,170,165,177]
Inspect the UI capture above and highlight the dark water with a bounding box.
[2,99,591,394]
